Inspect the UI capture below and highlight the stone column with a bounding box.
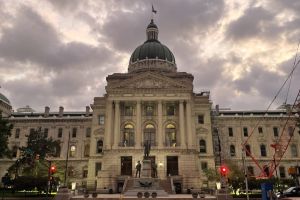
[158,100,163,148]
[186,100,193,148]
[136,100,142,148]
[179,100,186,148]
[113,101,120,148]
[104,100,113,149]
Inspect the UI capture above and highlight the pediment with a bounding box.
[196,127,209,134]
[109,72,189,90]
[94,128,104,135]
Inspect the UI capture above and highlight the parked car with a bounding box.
[281,187,300,198]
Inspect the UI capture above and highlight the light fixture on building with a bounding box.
[158,161,163,167]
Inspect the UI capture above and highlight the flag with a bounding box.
[152,4,157,14]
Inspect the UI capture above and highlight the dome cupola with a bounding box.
[128,19,176,73]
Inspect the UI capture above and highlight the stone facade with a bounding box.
[0,19,299,193]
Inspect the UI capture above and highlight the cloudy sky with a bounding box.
[0,0,299,112]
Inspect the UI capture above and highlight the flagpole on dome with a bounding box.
[151,4,157,20]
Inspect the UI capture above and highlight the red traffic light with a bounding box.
[220,165,228,176]
[50,165,57,174]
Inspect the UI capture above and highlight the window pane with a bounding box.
[199,140,206,153]
[243,127,248,137]
[167,105,175,116]
[72,128,77,138]
[99,115,105,125]
[273,127,279,137]
[228,127,233,137]
[86,127,91,137]
[58,128,63,138]
[198,115,204,124]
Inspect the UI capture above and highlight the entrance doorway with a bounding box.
[121,156,132,176]
[166,156,178,176]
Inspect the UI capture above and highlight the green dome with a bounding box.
[130,40,175,63]
[128,19,177,73]
[0,93,10,105]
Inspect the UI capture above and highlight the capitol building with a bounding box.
[0,19,299,193]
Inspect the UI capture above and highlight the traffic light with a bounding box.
[220,165,228,176]
[50,165,57,175]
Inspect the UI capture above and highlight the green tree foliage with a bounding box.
[0,113,13,158]
[8,128,60,177]
[224,160,245,194]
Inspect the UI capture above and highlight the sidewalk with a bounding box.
[71,193,217,199]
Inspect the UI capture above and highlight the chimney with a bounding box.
[215,105,219,116]
[85,106,90,117]
[59,106,64,117]
[44,106,50,117]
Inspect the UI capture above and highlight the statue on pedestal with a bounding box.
[144,140,151,159]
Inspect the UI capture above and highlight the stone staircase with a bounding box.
[122,178,170,196]
[159,179,174,194]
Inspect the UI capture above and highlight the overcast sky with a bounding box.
[0,0,299,112]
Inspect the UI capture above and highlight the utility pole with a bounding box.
[240,112,249,200]
[64,131,71,187]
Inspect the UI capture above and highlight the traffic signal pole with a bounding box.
[46,160,52,197]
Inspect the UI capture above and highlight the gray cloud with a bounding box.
[0,6,117,72]
[226,6,277,40]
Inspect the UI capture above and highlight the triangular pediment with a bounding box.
[196,127,209,134]
[109,72,190,90]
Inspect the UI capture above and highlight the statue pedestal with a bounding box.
[141,159,152,178]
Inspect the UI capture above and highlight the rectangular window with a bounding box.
[201,162,208,170]
[44,128,48,138]
[145,105,154,116]
[243,127,248,137]
[72,128,77,138]
[95,162,102,176]
[198,115,204,124]
[228,127,233,137]
[58,128,63,138]
[247,166,254,176]
[273,127,279,137]
[279,166,286,178]
[30,128,35,134]
[167,105,175,116]
[98,115,105,125]
[86,127,91,138]
[15,129,20,138]
[258,127,263,134]
[125,106,133,116]
[83,170,88,178]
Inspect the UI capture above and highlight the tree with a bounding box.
[0,113,13,158]
[8,128,60,177]
[203,168,220,188]
[224,160,245,194]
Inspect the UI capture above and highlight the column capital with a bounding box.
[114,100,120,104]
[179,100,184,104]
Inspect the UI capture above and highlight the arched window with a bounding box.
[245,144,251,157]
[123,124,135,147]
[288,126,294,137]
[96,140,103,153]
[84,144,90,157]
[144,124,156,146]
[69,145,76,157]
[230,145,236,157]
[263,165,270,176]
[12,146,18,158]
[199,139,206,153]
[247,166,254,176]
[279,166,286,178]
[53,144,61,157]
[291,144,298,157]
[260,144,267,157]
[165,124,176,147]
